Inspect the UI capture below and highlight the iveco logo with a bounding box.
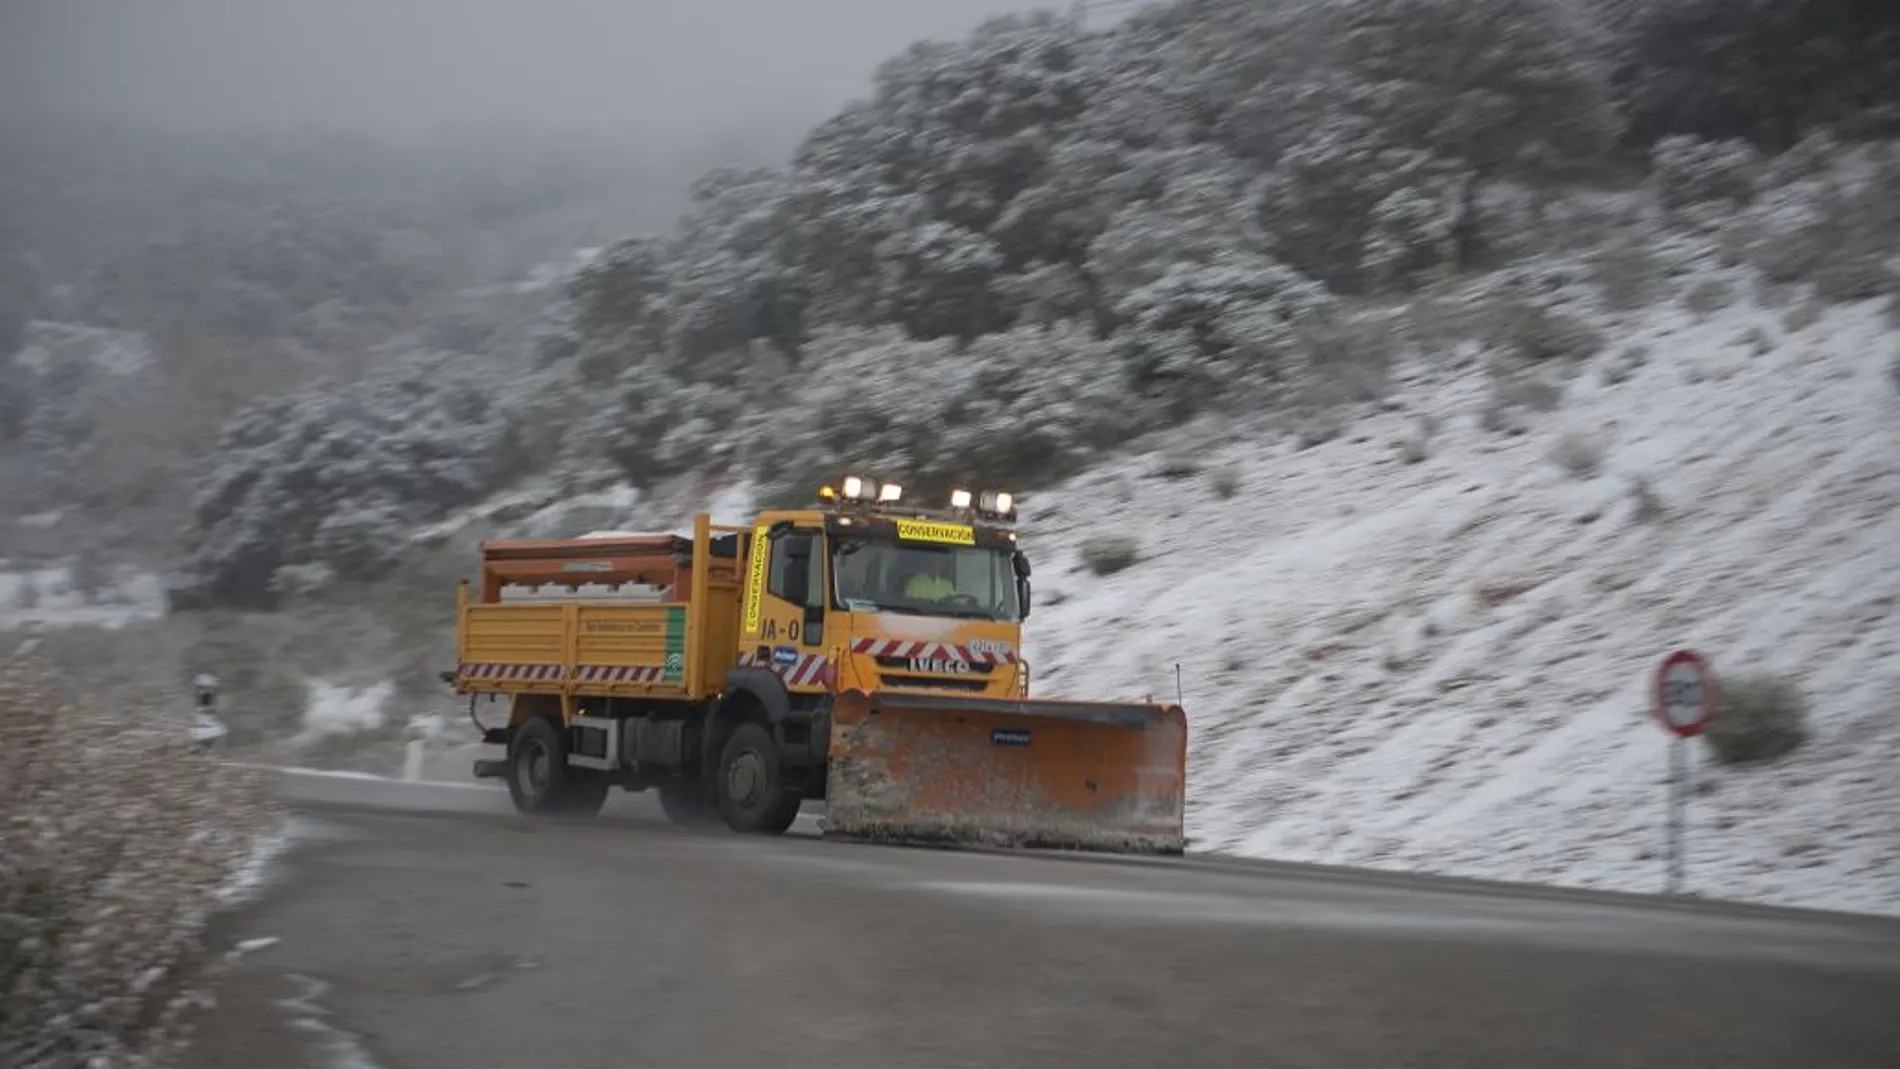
[908,657,974,674]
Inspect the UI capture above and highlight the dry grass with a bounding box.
[0,650,278,1069]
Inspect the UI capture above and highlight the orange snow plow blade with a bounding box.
[822,688,1187,855]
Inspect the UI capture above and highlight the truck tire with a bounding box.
[715,721,801,835]
[563,777,611,817]
[507,715,605,818]
[659,777,720,827]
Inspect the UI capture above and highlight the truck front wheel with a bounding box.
[658,777,719,827]
[715,722,801,834]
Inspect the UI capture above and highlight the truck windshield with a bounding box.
[830,537,1021,622]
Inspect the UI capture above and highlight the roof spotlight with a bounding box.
[950,488,973,509]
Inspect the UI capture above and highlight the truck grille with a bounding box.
[875,675,991,692]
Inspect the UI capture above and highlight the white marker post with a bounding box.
[1651,649,1719,896]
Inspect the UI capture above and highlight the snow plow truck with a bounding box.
[448,476,1188,854]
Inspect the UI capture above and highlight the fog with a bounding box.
[1,0,1048,137]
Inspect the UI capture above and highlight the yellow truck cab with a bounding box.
[451,477,1186,854]
[739,497,1032,705]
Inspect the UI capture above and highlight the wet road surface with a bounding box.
[186,770,1900,1069]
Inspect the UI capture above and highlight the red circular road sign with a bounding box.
[1652,649,1719,738]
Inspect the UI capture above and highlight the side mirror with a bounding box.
[1012,550,1032,579]
[1018,577,1033,620]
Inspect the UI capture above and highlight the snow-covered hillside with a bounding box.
[1023,290,1900,917]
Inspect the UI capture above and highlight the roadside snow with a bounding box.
[299,681,393,740]
[0,562,167,630]
[1024,292,1900,917]
[215,826,291,910]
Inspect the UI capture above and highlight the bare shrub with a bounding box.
[1406,297,1474,362]
[1484,298,1604,363]
[1737,326,1775,357]
[1477,396,1518,434]
[1398,414,1435,464]
[1812,257,1897,306]
[1497,373,1564,413]
[1297,316,1400,404]
[1885,294,1900,331]
[1702,672,1811,766]
[1651,135,1762,211]
[1601,344,1650,386]
[1152,450,1201,480]
[1210,466,1241,499]
[0,653,278,1068]
[1591,240,1663,312]
[1628,477,1664,523]
[1682,277,1732,319]
[1547,431,1605,478]
[1079,535,1140,576]
[1782,298,1825,334]
[1713,217,1758,268]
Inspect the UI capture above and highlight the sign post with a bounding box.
[1651,649,1719,896]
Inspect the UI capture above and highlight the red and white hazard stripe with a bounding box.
[739,648,832,688]
[574,664,668,684]
[846,637,1019,664]
[457,662,565,681]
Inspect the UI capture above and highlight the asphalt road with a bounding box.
[186,769,1900,1069]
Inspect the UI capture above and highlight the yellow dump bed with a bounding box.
[452,518,745,700]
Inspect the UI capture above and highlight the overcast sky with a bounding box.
[0,0,1054,138]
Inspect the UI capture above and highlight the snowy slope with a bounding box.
[1022,291,1900,917]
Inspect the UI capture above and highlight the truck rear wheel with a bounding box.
[658,777,719,827]
[715,722,801,834]
[507,715,607,818]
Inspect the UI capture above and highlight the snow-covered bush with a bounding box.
[760,321,1136,505]
[1703,672,1811,765]
[0,653,276,1069]
[1741,157,1900,302]
[1760,129,1845,189]
[1361,184,1460,290]
[1650,135,1762,211]
[176,357,531,608]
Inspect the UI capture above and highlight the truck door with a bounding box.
[748,527,829,689]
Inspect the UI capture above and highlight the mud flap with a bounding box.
[822,688,1187,855]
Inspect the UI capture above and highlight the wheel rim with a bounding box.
[726,749,766,808]
[519,740,549,797]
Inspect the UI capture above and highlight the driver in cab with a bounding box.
[902,552,956,603]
